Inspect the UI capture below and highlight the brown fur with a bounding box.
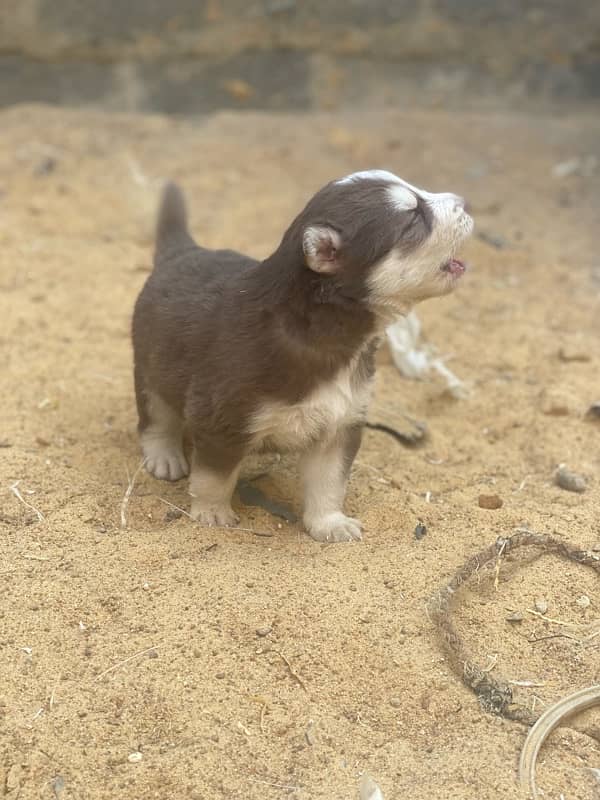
[132,180,430,469]
[131,173,469,539]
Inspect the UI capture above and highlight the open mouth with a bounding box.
[440,258,466,277]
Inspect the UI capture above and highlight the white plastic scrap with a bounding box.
[359,774,384,800]
[386,312,468,399]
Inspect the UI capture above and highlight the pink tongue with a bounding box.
[448,258,466,276]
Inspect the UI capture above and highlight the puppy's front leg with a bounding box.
[301,425,363,543]
[189,436,242,528]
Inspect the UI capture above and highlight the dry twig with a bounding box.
[526,608,581,628]
[93,644,162,683]
[493,537,507,591]
[273,650,308,693]
[120,459,146,529]
[9,481,44,522]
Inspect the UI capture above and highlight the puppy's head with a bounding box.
[290,169,473,314]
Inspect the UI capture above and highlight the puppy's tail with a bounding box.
[154,181,195,263]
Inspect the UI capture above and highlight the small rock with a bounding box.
[414,522,427,540]
[215,671,226,679]
[478,494,503,510]
[255,626,272,637]
[558,346,590,363]
[147,648,159,659]
[506,611,524,623]
[476,231,508,249]
[51,775,65,798]
[127,751,143,763]
[34,156,58,176]
[539,387,579,416]
[164,507,183,522]
[585,402,600,420]
[359,774,384,800]
[534,597,548,615]
[6,764,22,791]
[555,466,586,493]
[389,697,403,708]
[305,720,317,746]
[552,158,582,178]
[552,155,597,179]
[543,403,570,417]
[222,78,255,101]
[576,595,591,609]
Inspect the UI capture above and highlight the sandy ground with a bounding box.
[1,104,600,800]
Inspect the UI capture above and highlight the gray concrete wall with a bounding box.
[1,0,599,112]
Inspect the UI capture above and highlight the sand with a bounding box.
[1,104,599,800]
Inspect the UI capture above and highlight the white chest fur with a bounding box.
[248,362,373,453]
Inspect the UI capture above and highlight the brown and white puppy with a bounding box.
[132,170,473,542]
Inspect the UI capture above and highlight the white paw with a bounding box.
[190,503,240,528]
[304,512,363,543]
[144,451,189,481]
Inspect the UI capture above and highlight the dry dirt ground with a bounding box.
[1,104,600,800]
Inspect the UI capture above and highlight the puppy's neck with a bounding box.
[255,247,376,363]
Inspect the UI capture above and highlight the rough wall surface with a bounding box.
[1,0,599,112]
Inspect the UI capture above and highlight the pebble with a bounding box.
[534,597,548,615]
[476,231,508,249]
[539,388,577,416]
[255,626,272,637]
[558,346,590,363]
[6,764,22,791]
[555,466,586,493]
[506,611,524,623]
[576,595,591,609]
[389,697,403,708]
[127,752,143,763]
[414,522,427,540]
[34,156,58,176]
[478,494,503,510]
[51,775,65,797]
[552,155,598,179]
[585,402,600,420]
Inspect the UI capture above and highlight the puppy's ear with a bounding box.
[302,225,342,274]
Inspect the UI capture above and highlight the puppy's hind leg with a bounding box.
[135,374,189,481]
